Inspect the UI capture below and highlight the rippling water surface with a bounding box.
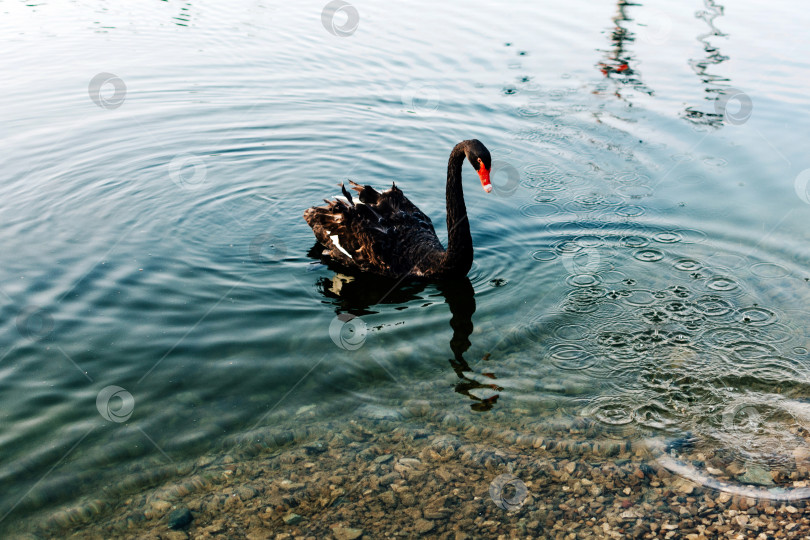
[2,0,810,533]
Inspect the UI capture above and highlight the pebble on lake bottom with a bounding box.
[167,507,193,530]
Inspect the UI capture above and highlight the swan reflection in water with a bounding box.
[309,248,500,412]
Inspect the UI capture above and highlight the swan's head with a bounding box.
[466,139,492,193]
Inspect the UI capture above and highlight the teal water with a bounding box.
[2,0,810,532]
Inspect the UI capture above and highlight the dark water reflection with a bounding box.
[597,0,654,97]
[683,0,731,127]
[312,250,500,411]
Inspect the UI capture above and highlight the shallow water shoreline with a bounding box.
[17,401,810,539]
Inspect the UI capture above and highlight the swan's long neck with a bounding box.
[442,142,473,275]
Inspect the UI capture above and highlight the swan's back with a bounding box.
[303,181,445,277]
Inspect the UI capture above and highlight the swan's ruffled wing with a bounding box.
[304,182,444,277]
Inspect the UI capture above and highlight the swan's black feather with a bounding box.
[304,182,444,277]
[340,183,354,206]
[349,180,379,205]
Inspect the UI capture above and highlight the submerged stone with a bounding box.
[167,507,193,530]
[357,404,404,421]
[414,518,435,534]
[333,526,363,540]
[738,466,775,486]
[283,512,302,525]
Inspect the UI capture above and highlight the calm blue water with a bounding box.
[2,0,810,533]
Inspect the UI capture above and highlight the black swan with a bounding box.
[303,139,492,278]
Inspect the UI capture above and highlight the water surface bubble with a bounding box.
[663,300,690,314]
[670,153,693,162]
[526,314,561,341]
[574,235,603,248]
[676,173,706,185]
[750,262,790,279]
[670,331,694,345]
[584,302,624,321]
[516,105,542,117]
[583,396,636,425]
[520,202,561,218]
[735,306,778,326]
[730,341,779,361]
[653,231,683,243]
[616,205,645,217]
[606,347,645,364]
[631,328,671,347]
[490,147,514,156]
[673,228,708,243]
[744,356,810,382]
[702,326,749,349]
[635,400,679,430]
[567,286,608,303]
[703,157,728,167]
[622,289,657,306]
[616,185,654,199]
[674,258,701,271]
[553,239,583,255]
[633,249,664,262]
[524,162,557,176]
[694,295,733,317]
[613,171,650,184]
[759,322,794,343]
[666,285,691,298]
[562,300,599,314]
[601,270,629,284]
[705,253,746,269]
[640,308,670,324]
[554,324,589,341]
[706,275,739,292]
[564,196,607,212]
[547,344,597,371]
[531,249,557,262]
[719,398,802,467]
[621,235,649,248]
[596,329,632,348]
[526,174,567,191]
[566,273,603,287]
[561,247,603,274]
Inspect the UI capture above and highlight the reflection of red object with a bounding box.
[599,63,630,76]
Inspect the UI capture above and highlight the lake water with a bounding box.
[2,0,810,536]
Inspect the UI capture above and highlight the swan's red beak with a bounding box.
[478,166,492,193]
